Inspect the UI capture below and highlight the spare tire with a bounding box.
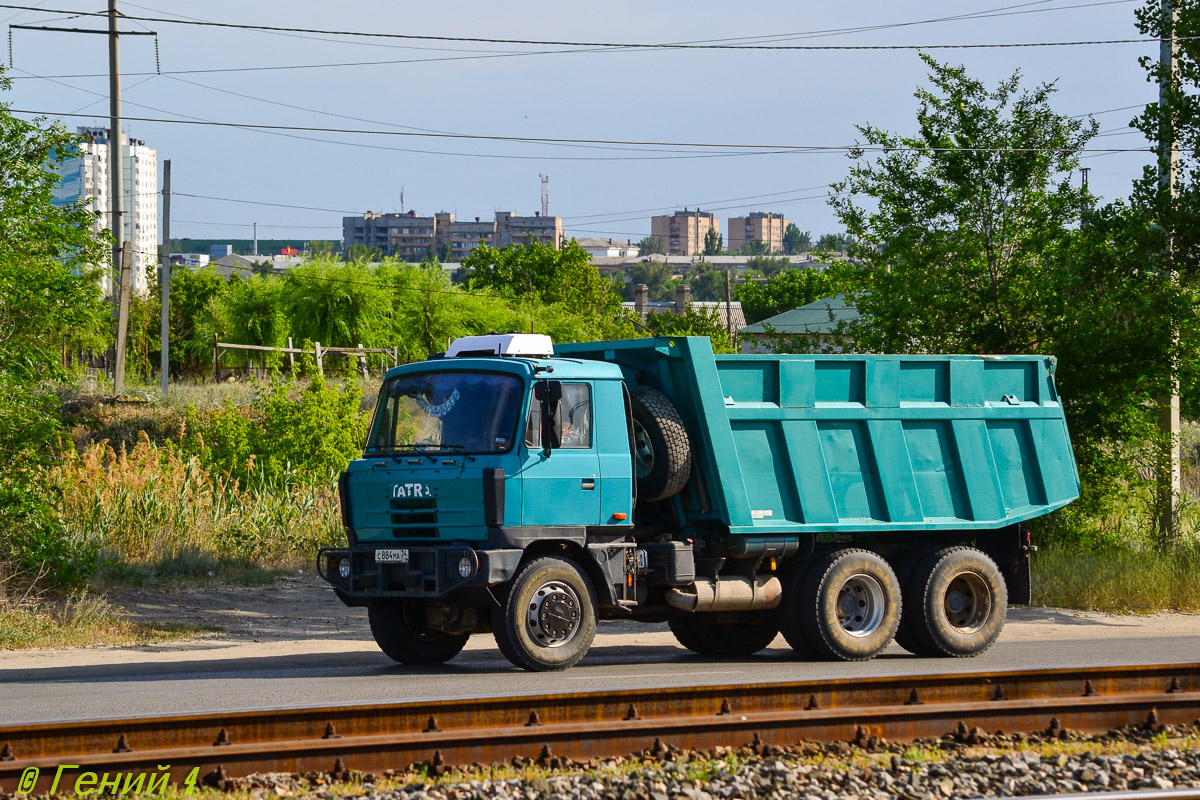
[629,385,692,502]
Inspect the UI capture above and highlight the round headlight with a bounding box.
[458,556,473,579]
[339,560,351,579]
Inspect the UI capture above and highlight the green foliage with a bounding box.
[621,261,677,301]
[815,232,853,252]
[459,239,622,329]
[283,259,391,349]
[740,238,772,256]
[204,275,289,350]
[683,262,732,302]
[737,267,842,324]
[743,255,790,278]
[186,373,366,484]
[831,55,1096,355]
[345,243,383,263]
[169,267,225,368]
[308,240,335,258]
[636,235,666,255]
[703,227,723,255]
[783,223,811,254]
[642,307,735,353]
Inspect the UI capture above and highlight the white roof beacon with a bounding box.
[445,333,555,359]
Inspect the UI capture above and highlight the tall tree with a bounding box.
[636,235,666,255]
[736,267,843,324]
[621,261,676,301]
[830,55,1097,355]
[703,227,723,256]
[783,223,811,254]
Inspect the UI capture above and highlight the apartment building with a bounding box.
[650,209,719,256]
[342,210,558,259]
[727,211,788,254]
[51,127,158,295]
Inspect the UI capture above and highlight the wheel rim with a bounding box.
[526,580,582,648]
[943,570,992,633]
[632,420,654,478]
[835,573,886,637]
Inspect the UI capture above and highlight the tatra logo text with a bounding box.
[393,483,432,499]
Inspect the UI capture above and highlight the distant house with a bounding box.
[577,237,640,258]
[621,284,747,334]
[739,295,860,353]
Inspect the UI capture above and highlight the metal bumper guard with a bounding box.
[317,545,522,600]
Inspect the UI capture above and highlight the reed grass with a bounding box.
[1032,543,1200,612]
[52,432,343,572]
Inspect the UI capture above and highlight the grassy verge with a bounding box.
[0,592,219,650]
[1032,543,1200,612]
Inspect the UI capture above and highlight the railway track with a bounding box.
[1,662,1196,794]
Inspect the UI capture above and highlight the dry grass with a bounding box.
[1032,543,1200,612]
[0,591,218,650]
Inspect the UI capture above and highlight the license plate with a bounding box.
[375,548,409,564]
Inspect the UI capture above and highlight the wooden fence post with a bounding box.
[357,342,368,380]
[315,341,323,376]
[392,346,399,371]
[287,336,295,372]
[212,333,219,382]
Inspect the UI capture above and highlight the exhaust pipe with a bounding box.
[665,575,782,613]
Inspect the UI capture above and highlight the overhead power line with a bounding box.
[10,109,1153,153]
[0,2,1169,50]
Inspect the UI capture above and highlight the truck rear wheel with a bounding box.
[899,546,1007,657]
[669,610,779,656]
[781,549,901,661]
[492,556,598,671]
[629,385,692,502]
[368,601,469,665]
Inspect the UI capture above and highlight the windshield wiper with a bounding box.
[434,443,477,462]
[370,445,437,463]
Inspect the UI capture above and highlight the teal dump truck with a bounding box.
[319,334,1079,671]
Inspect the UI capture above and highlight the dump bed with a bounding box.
[556,337,1079,535]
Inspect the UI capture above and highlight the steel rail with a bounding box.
[1,662,1196,794]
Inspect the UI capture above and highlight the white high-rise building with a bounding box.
[52,127,158,295]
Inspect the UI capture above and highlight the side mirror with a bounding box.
[533,379,562,457]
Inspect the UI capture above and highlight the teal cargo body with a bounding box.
[555,338,1080,536]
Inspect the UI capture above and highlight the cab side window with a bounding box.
[525,383,592,449]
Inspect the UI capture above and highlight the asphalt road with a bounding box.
[2,613,1198,724]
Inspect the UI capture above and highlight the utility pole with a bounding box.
[724,268,733,339]
[253,222,258,257]
[1158,0,1182,543]
[107,0,128,389]
[159,159,171,396]
[113,241,132,394]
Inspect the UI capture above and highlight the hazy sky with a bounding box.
[5,0,1160,245]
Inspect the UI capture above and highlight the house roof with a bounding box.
[620,301,747,332]
[739,294,859,335]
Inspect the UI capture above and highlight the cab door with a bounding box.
[521,382,603,526]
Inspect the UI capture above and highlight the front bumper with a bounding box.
[317,544,522,602]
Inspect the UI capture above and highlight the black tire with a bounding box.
[886,549,929,656]
[668,614,720,654]
[368,600,469,665]
[492,556,598,671]
[781,549,901,662]
[629,385,692,502]
[669,610,780,656]
[902,546,1007,658]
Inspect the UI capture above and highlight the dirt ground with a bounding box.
[100,573,1200,644]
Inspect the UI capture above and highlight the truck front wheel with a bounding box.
[368,600,469,665]
[781,549,901,661]
[898,546,1007,657]
[492,556,598,671]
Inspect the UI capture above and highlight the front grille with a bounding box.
[390,497,438,538]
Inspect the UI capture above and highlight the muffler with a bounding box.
[665,575,782,613]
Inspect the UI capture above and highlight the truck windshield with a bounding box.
[368,371,524,455]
